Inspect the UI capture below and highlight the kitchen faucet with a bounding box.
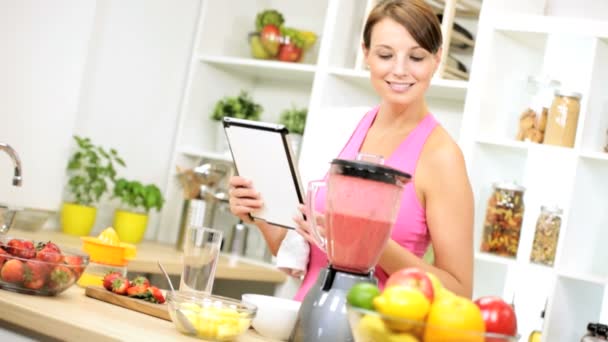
[0,143,22,186]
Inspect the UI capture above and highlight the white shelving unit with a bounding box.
[461,0,608,340]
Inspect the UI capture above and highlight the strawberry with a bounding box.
[36,242,63,264]
[6,239,36,259]
[130,275,150,288]
[23,261,48,290]
[144,286,165,304]
[111,276,130,295]
[103,271,123,291]
[48,265,75,290]
[63,255,85,278]
[127,284,149,298]
[1,259,24,283]
[0,249,9,266]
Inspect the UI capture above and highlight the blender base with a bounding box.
[289,266,376,342]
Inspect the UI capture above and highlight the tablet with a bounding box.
[223,117,305,229]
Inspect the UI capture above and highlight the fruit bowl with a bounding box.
[248,30,318,63]
[347,304,520,342]
[167,291,257,341]
[0,236,89,296]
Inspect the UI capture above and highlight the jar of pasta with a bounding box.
[480,181,526,258]
[530,206,562,266]
[544,90,582,147]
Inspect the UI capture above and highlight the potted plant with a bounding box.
[210,90,263,153]
[111,178,164,244]
[61,136,125,236]
[279,105,307,157]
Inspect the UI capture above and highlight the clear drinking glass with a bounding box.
[180,226,223,294]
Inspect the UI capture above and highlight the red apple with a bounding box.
[474,296,518,339]
[386,267,434,302]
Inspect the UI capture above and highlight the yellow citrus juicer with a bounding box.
[81,227,137,266]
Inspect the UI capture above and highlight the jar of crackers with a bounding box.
[480,181,526,258]
[530,205,562,266]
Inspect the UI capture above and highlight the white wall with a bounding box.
[0,0,97,210]
[74,0,200,238]
[0,0,200,240]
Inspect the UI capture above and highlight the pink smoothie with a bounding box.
[325,212,393,273]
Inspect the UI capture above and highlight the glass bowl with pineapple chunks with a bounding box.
[167,291,257,341]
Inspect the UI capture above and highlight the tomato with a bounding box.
[424,295,485,342]
[346,282,380,310]
[474,296,518,339]
[277,43,302,62]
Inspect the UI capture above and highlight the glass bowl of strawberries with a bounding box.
[0,236,89,296]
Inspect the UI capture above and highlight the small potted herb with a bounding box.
[111,178,164,244]
[62,136,126,236]
[279,105,307,157]
[210,91,263,153]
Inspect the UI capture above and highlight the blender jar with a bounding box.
[480,181,526,258]
[308,159,411,274]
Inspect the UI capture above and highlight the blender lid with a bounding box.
[331,159,411,185]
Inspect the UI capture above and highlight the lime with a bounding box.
[347,283,380,310]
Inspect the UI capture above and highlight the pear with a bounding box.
[250,36,271,59]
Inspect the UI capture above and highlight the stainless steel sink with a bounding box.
[1,143,23,234]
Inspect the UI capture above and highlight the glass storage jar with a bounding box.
[544,90,582,147]
[530,205,563,266]
[516,76,560,143]
[480,181,526,257]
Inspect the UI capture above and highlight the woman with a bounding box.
[228,0,474,299]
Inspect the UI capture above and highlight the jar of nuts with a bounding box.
[516,76,560,143]
[530,205,562,266]
[480,181,526,258]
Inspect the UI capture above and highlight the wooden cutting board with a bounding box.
[85,285,171,321]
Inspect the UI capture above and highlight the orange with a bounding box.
[424,295,485,342]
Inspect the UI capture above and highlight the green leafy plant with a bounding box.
[66,136,126,206]
[279,105,307,135]
[211,91,263,122]
[112,178,164,213]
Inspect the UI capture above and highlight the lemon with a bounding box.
[97,227,121,245]
[357,314,391,342]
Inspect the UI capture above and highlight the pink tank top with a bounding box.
[294,106,437,301]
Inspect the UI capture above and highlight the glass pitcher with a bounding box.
[307,159,410,274]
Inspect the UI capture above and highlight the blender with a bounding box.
[290,159,411,342]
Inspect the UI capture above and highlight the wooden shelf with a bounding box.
[198,55,316,83]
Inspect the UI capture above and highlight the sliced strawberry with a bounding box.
[130,275,150,288]
[48,265,75,290]
[1,259,24,283]
[103,271,123,291]
[127,284,149,298]
[111,277,130,295]
[144,286,165,304]
[23,261,48,290]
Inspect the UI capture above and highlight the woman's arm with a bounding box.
[378,136,474,298]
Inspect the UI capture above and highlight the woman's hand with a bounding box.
[293,204,326,248]
[228,176,263,224]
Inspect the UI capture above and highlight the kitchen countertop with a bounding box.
[0,286,280,342]
[9,229,286,283]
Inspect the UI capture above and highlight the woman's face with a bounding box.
[364,18,441,107]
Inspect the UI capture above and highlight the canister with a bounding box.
[480,181,526,258]
[544,90,582,147]
[530,206,562,266]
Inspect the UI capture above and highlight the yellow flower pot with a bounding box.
[60,202,97,236]
[113,209,148,244]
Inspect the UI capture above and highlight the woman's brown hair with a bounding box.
[363,0,443,53]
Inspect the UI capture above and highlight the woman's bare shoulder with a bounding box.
[420,125,465,169]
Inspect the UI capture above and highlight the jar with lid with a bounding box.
[516,76,560,143]
[480,181,526,257]
[530,205,563,266]
[544,90,582,147]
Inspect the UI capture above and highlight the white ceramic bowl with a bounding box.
[241,293,301,341]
